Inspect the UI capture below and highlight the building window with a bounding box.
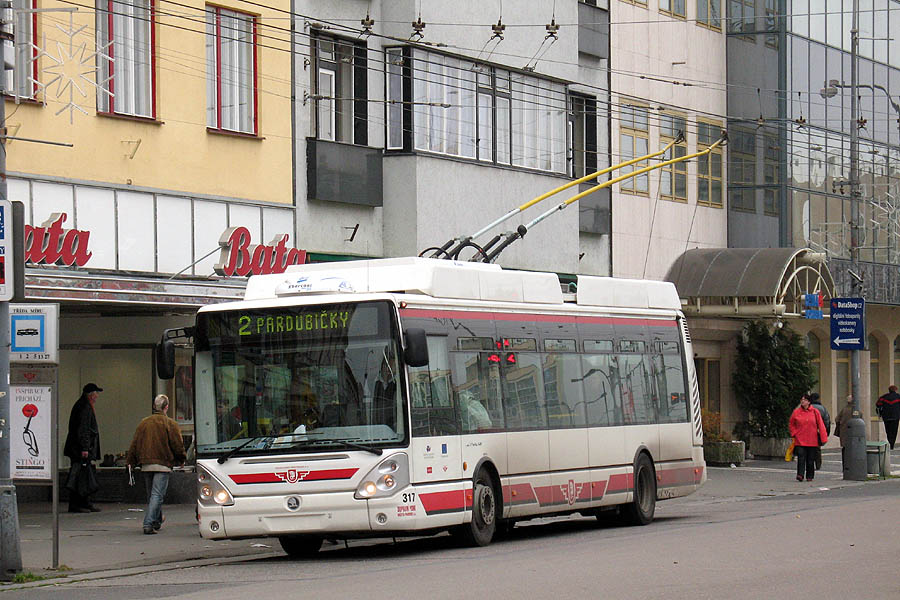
[660,0,686,18]
[619,104,650,194]
[697,120,723,206]
[728,0,755,36]
[569,93,598,178]
[697,0,722,30]
[659,113,687,202]
[729,127,755,211]
[765,0,778,48]
[4,0,37,99]
[205,6,256,135]
[312,33,367,145]
[405,49,566,174]
[97,0,155,118]
[386,47,410,150]
[623,0,648,7]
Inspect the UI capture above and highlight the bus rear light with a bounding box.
[198,465,235,507]
[355,453,409,499]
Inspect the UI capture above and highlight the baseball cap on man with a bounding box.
[83,383,103,394]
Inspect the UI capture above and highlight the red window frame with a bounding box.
[206,4,259,136]
[4,0,39,99]
[99,0,157,119]
[207,4,258,135]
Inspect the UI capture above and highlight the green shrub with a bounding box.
[732,320,816,438]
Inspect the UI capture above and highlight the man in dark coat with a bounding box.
[809,392,831,469]
[64,383,103,513]
[876,385,900,449]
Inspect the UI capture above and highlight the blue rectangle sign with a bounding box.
[830,297,865,350]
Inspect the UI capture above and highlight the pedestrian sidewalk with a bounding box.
[11,501,278,582]
[1,448,893,589]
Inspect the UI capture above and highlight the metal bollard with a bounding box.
[843,415,868,481]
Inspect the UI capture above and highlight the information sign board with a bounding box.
[830,297,866,350]
[10,304,59,363]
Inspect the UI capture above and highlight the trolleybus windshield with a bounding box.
[193,301,406,457]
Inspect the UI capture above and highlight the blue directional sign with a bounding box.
[830,297,866,350]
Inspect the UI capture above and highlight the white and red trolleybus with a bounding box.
[170,257,706,556]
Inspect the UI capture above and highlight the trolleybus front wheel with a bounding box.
[278,534,323,558]
[622,453,656,526]
[454,469,498,547]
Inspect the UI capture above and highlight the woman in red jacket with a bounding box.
[789,394,828,482]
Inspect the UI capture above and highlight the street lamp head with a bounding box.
[820,86,838,99]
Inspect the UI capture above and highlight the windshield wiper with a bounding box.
[296,437,383,456]
[217,436,272,464]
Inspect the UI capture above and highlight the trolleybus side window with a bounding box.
[409,336,459,437]
[616,339,656,425]
[653,339,689,423]
[451,350,502,432]
[542,339,587,428]
[500,347,546,430]
[580,350,622,426]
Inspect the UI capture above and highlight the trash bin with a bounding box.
[866,441,889,477]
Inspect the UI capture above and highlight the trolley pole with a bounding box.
[844,0,869,481]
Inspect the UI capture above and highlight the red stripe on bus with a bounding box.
[606,473,634,493]
[503,483,538,505]
[657,466,704,488]
[229,468,358,485]
[400,308,677,327]
[420,490,468,515]
[229,473,281,484]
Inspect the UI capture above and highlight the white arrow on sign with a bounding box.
[833,337,860,346]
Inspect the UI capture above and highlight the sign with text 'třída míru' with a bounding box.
[830,297,865,350]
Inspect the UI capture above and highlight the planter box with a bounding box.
[703,441,745,466]
[750,436,793,460]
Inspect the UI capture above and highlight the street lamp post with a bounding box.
[818,1,869,480]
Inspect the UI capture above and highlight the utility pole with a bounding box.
[0,0,23,578]
[845,0,869,481]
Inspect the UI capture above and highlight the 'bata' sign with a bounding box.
[25,213,92,267]
[214,227,306,277]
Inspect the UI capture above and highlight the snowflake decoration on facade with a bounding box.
[32,11,112,124]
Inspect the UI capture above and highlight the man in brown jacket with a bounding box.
[126,395,186,535]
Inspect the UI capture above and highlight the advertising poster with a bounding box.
[10,385,52,480]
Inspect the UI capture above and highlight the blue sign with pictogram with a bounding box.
[830,297,866,350]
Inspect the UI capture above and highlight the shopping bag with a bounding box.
[66,461,100,497]
[784,440,795,462]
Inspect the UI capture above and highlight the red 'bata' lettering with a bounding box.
[213,227,307,277]
[24,213,92,267]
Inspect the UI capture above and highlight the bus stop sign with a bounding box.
[830,297,865,350]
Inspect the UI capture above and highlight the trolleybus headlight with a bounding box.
[197,465,235,507]
[355,453,409,499]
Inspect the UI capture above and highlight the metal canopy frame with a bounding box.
[665,248,835,318]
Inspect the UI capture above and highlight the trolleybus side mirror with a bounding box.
[403,328,429,367]
[156,339,176,380]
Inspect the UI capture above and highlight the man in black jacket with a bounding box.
[809,393,831,470]
[876,385,900,449]
[64,383,103,513]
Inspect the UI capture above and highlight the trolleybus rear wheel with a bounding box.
[622,453,656,526]
[455,470,498,546]
[278,534,323,558]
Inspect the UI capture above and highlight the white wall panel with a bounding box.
[31,181,74,226]
[156,196,193,275]
[117,191,155,272]
[262,206,293,247]
[228,204,261,241]
[75,187,117,270]
[194,200,228,276]
[7,179,31,225]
